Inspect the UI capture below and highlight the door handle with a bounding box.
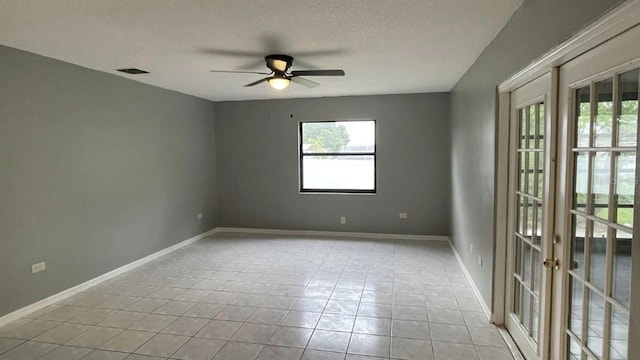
[543,257,560,270]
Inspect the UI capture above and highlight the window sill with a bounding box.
[299,191,377,195]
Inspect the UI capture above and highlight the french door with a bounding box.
[505,25,640,360]
[553,24,640,360]
[506,71,556,359]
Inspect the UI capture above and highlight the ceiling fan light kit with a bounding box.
[210,54,345,90]
[268,76,290,90]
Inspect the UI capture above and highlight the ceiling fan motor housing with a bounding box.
[265,54,294,73]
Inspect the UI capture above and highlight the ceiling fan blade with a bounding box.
[244,77,271,87]
[291,77,320,88]
[290,70,345,76]
[210,70,272,75]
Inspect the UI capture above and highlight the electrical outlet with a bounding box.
[32,262,46,274]
[340,216,346,224]
[477,256,483,267]
[197,213,203,220]
[470,244,474,254]
[399,213,408,219]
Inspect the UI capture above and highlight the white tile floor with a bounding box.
[0,232,516,360]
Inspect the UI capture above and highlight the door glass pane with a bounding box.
[523,242,532,284]
[519,152,527,193]
[513,278,521,318]
[592,152,611,219]
[531,294,540,344]
[520,108,527,148]
[530,200,538,244]
[594,78,614,147]
[615,152,635,228]
[522,288,531,331]
[529,105,536,149]
[613,229,632,307]
[538,103,546,149]
[569,277,584,338]
[610,306,629,359]
[534,200,543,245]
[575,152,589,214]
[526,201,534,241]
[590,222,608,291]
[537,152,544,198]
[533,151,540,197]
[568,335,584,360]
[617,69,639,147]
[515,236,522,277]
[587,289,605,358]
[518,196,526,238]
[572,214,586,278]
[528,152,536,194]
[576,86,591,147]
[532,249,540,293]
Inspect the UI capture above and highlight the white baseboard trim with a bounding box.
[0,228,218,327]
[448,241,492,318]
[214,227,449,241]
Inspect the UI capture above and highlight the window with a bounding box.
[299,120,376,193]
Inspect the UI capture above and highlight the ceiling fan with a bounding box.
[210,54,345,90]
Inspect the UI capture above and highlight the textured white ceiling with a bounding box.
[0,0,522,101]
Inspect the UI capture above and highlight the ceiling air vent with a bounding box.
[117,68,149,75]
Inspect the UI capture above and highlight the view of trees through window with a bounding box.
[574,70,638,229]
[303,122,350,153]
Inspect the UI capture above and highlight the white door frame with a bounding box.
[494,0,640,357]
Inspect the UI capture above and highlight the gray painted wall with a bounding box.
[215,93,450,235]
[449,0,623,306]
[0,45,218,317]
